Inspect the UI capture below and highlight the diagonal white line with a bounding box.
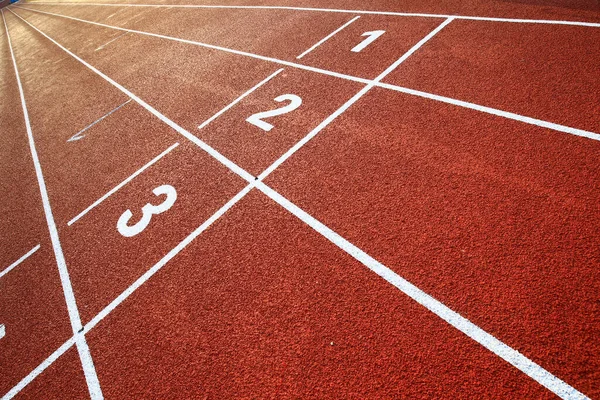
[14,6,600,141]
[67,98,131,142]
[2,10,103,400]
[67,142,179,226]
[22,2,600,28]
[5,9,591,400]
[198,68,283,129]
[296,16,360,59]
[0,244,40,279]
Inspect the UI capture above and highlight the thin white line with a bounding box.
[23,2,600,27]
[296,16,360,59]
[2,10,103,399]
[15,6,600,141]
[253,182,589,400]
[67,98,131,142]
[260,17,454,180]
[67,142,179,226]
[95,31,126,51]
[9,9,255,184]
[0,324,5,339]
[198,68,283,129]
[0,244,40,279]
[1,337,76,400]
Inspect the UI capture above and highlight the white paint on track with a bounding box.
[67,142,180,226]
[198,68,283,129]
[14,6,600,142]
[296,16,360,59]
[0,244,40,279]
[0,324,5,340]
[23,2,600,27]
[67,98,131,142]
[4,10,592,400]
[2,9,103,400]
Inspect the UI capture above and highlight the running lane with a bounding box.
[85,190,553,398]
[266,88,600,398]
[384,19,600,133]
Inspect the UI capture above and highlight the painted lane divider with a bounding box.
[0,324,5,340]
[0,244,40,279]
[67,98,131,142]
[296,15,360,59]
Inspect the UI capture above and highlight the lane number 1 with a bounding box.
[117,184,177,238]
[246,94,302,132]
[351,30,386,53]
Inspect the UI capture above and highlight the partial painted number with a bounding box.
[0,324,5,340]
[245,94,302,132]
[351,30,386,53]
[117,184,177,238]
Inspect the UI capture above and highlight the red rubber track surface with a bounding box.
[1,0,599,399]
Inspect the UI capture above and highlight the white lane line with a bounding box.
[377,83,600,142]
[254,182,589,400]
[8,12,591,400]
[260,17,454,180]
[10,9,255,184]
[95,31,127,51]
[0,244,40,279]
[15,6,600,141]
[67,98,131,142]
[198,68,283,129]
[296,16,359,59]
[2,10,103,400]
[0,324,5,339]
[2,337,76,400]
[67,142,179,226]
[23,2,600,27]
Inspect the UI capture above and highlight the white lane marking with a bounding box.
[8,10,591,400]
[67,142,179,226]
[23,2,600,28]
[253,182,589,400]
[67,98,131,142]
[15,6,600,141]
[296,16,360,59]
[351,30,385,52]
[95,31,127,51]
[0,244,40,279]
[198,68,283,129]
[10,9,255,184]
[2,337,76,400]
[116,184,177,238]
[259,17,454,180]
[0,324,5,339]
[377,83,600,142]
[2,10,103,400]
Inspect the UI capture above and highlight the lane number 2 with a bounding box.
[351,30,386,53]
[117,184,177,238]
[245,94,302,132]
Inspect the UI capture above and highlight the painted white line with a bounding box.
[7,9,591,400]
[198,68,283,129]
[260,18,454,180]
[0,244,40,279]
[377,83,600,142]
[67,142,179,226]
[10,9,255,184]
[67,98,131,142]
[2,10,103,400]
[296,16,359,59]
[253,182,589,400]
[1,337,76,400]
[95,31,127,51]
[0,324,5,339]
[15,6,600,141]
[23,2,600,28]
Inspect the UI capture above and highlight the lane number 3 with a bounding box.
[246,94,302,132]
[351,30,386,53]
[117,184,177,237]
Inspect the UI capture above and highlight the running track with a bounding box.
[1,0,599,398]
